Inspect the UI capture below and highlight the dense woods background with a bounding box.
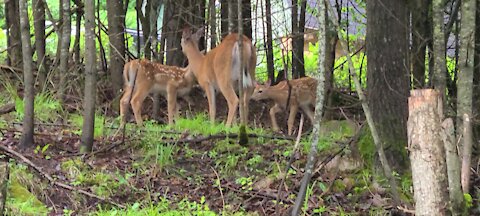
[0,0,479,215]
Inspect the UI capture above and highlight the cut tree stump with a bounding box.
[407,89,448,216]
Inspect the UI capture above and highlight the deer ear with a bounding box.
[265,79,272,87]
[193,27,205,40]
[182,27,192,39]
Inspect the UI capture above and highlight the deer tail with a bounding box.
[232,41,253,89]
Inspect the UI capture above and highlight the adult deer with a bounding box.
[181,27,256,126]
[119,59,196,128]
[251,77,317,135]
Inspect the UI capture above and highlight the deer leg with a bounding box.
[203,84,216,123]
[119,86,133,128]
[130,87,150,126]
[301,104,316,125]
[287,104,299,136]
[218,84,239,127]
[269,104,282,132]
[166,85,177,125]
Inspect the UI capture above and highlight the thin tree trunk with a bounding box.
[6,0,22,67]
[441,118,464,215]
[19,0,35,148]
[408,89,448,216]
[411,0,429,88]
[137,0,152,59]
[291,1,326,214]
[107,0,126,94]
[457,0,476,153]
[57,0,71,103]
[33,0,47,90]
[80,0,97,153]
[461,114,473,194]
[73,0,83,64]
[432,0,447,109]
[265,0,274,83]
[242,0,252,39]
[221,0,229,37]
[327,0,402,207]
[209,0,217,49]
[0,157,9,216]
[291,0,298,78]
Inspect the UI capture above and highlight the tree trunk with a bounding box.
[408,89,448,216]
[6,0,22,67]
[411,0,429,88]
[137,0,152,59]
[242,0,252,39]
[441,118,465,215]
[474,0,480,139]
[0,157,9,216]
[33,0,47,90]
[107,0,126,94]
[432,0,447,107]
[80,0,97,153]
[150,0,161,61]
[228,0,237,33]
[209,0,217,49]
[164,0,185,66]
[221,0,229,37]
[461,114,473,194]
[265,0,275,83]
[73,0,83,64]
[456,0,476,153]
[19,0,35,148]
[366,0,409,169]
[291,0,298,78]
[291,0,326,213]
[58,0,71,103]
[292,0,306,78]
[323,5,338,120]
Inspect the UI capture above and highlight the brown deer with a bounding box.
[251,77,317,135]
[119,59,196,128]
[180,27,256,126]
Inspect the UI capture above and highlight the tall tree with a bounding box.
[432,0,447,107]
[366,0,409,168]
[58,0,72,103]
[457,0,476,148]
[221,0,229,36]
[19,0,35,148]
[33,0,47,90]
[411,0,430,88]
[136,0,152,59]
[292,0,307,78]
[265,0,275,82]
[209,0,217,49]
[81,0,97,153]
[73,0,83,64]
[107,0,126,94]
[242,0,252,39]
[164,0,185,67]
[5,0,22,67]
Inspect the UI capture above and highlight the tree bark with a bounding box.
[19,0,35,148]
[107,0,126,94]
[291,0,326,213]
[0,157,9,216]
[461,114,473,194]
[411,0,430,88]
[432,0,447,107]
[408,89,448,216]
[5,0,22,67]
[73,0,83,64]
[441,118,465,215]
[58,0,72,103]
[164,0,185,66]
[366,0,409,169]
[81,0,97,153]
[221,0,229,37]
[137,0,152,59]
[209,0,217,49]
[456,0,476,153]
[242,0,252,39]
[292,0,306,79]
[33,0,47,90]
[265,0,275,83]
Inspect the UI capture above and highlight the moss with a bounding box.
[7,179,49,216]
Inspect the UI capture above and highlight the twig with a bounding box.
[210,166,225,211]
[0,145,125,208]
[276,114,304,213]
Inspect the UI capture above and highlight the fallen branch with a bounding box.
[0,145,125,208]
[0,103,15,115]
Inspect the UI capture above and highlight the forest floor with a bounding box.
[0,79,435,215]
